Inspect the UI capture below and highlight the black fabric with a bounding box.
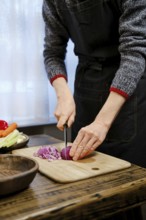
[72,62,146,168]
[58,0,120,58]
[60,0,146,168]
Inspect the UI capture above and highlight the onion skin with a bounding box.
[61,146,72,160]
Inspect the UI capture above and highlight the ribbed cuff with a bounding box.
[50,74,67,85]
[110,87,129,99]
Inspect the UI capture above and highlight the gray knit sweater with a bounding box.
[42,0,146,98]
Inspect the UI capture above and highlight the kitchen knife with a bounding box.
[64,123,68,160]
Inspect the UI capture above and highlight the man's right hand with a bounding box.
[52,77,76,130]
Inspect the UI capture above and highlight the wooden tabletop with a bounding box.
[0,134,146,220]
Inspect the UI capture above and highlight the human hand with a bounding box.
[69,120,109,160]
[69,91,126,160]
[54,93,76,130]
[52,77,76,130]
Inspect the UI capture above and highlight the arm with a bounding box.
[42,0,69,83]
[110,0,146,97]
[70,92,126,160]
[70,0,146,160]
[43,0,76,129]
[52,78,76,130]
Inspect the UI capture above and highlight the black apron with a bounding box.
[58,0,146,167]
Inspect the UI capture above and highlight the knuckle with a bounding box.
[69,118,74,125]
[79,129,84,135]
[85,145,91,151]
[54,112,59,117]
[92,132,98,139]
[98,138,102,144]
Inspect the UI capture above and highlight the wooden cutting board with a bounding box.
[12,143,131,183]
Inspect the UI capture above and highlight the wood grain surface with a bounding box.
[0,164,146,220]
[0,154,38,196]
[1,135,146,220]
[12,143,131,183]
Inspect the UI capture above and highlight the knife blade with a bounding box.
[64,123,68,160]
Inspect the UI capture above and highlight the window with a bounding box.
[0,0,77,127]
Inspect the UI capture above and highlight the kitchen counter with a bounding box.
[0,134,146,220]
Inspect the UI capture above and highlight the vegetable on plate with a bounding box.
[0,120,8,130]
[0,122,17,137]
[0,129,25,148]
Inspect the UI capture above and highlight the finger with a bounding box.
[72,145,85,161]
[72,134,90,160]
[54,108,60,118]
[79,134,90,147]
[54,113,60,121]
[79,137,97,158]
[80,140,100,159]
[67,113,75,128]
[57,116,68,130]
[69,130,84,157]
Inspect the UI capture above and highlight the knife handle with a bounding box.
[64,123,68,147]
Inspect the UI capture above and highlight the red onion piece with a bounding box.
[60,146,72,160]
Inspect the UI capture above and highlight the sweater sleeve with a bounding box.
[110,0,146,98]
[42,0,69,83]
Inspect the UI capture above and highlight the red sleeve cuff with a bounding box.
[110,87,129,99]
[50,74,67,84]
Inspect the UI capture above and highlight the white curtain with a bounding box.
[0,0,77,126]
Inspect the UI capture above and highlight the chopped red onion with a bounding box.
[34,145,62,161]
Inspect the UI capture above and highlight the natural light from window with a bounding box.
[0,0,77,127]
